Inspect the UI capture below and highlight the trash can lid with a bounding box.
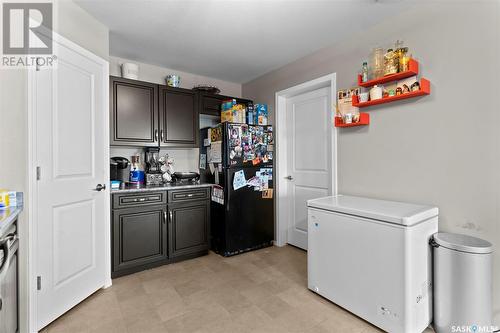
[433,232,493,254]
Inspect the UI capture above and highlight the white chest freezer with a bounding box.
[307,195,438,333]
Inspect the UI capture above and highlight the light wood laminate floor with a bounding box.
[41,245,433,332]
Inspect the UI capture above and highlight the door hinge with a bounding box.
[36,166,41,180]
[37,276,42,290]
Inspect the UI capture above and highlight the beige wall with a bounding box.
[55,0,109,60]
[109,56,241,97]
[243,2,500,323]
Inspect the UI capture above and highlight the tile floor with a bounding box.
[41,245,433,333]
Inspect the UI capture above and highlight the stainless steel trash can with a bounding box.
[431,233,493,333]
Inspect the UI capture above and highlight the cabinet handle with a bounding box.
[163,211,167,224]
[161,130,164,142]
[169,210,173,221]
[187,194,194,197]
[155,129,158,142]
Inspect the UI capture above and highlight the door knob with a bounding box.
[285,175,293,180]
[94,184,106,191]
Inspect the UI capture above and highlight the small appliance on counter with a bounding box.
[172,172,200,183]
[145,147,163,185]
[110,157,130,183]
[129,155,145,185]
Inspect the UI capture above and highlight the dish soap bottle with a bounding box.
[361,61,369,83]
[130,154,145,185]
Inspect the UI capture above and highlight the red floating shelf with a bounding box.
[358,58,419,87]
[335,112,370,127]
[352,78,430,108]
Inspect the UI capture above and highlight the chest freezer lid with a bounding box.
[307,195,438,226]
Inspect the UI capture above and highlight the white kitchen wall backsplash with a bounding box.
[110,147,200,173]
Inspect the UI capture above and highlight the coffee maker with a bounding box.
[110,157,130,183]
[145,148,163,185]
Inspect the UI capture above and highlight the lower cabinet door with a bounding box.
[168,201,209,258]
[113,205,168,274]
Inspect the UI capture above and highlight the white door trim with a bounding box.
[274,73,337,247]
[27,31,110,333]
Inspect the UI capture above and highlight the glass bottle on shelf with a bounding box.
[361,61,369,83]
[399,48,410,72]
[369,47,384,80]
[394,40,408,72]
[384,48,398,76]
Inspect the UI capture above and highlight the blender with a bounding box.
[145,148,163,185]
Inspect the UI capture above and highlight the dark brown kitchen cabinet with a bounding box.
[110,76,159,147]
[198,92,253,116]
[110,76,199,148]
[168,200,210,258]
[112,204,168,277]
[159,86,198,147]
[111,187,211,278]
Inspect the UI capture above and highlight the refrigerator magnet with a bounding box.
[211,185,224,205]
[235,145,243,157]
[262,189,273,199]
[246,176,260,188]
[199,154,206,170]
[233,170,247,190]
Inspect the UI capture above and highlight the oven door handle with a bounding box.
[0,237,12,278]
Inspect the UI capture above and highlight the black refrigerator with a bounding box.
[199,122,274,256]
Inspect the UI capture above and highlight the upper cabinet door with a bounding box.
[200,95,223,116]
[159,86,198,147]
[199,92,254,116]
[110,76,158,146]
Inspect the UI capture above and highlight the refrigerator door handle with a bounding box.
[226,172,231,211]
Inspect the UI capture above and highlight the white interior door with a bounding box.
[33,35,109,330]
[286,87,332,249]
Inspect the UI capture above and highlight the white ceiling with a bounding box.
[76,0,411,84]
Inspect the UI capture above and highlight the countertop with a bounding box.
[111,182,214,194]
[0,205,23,236]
